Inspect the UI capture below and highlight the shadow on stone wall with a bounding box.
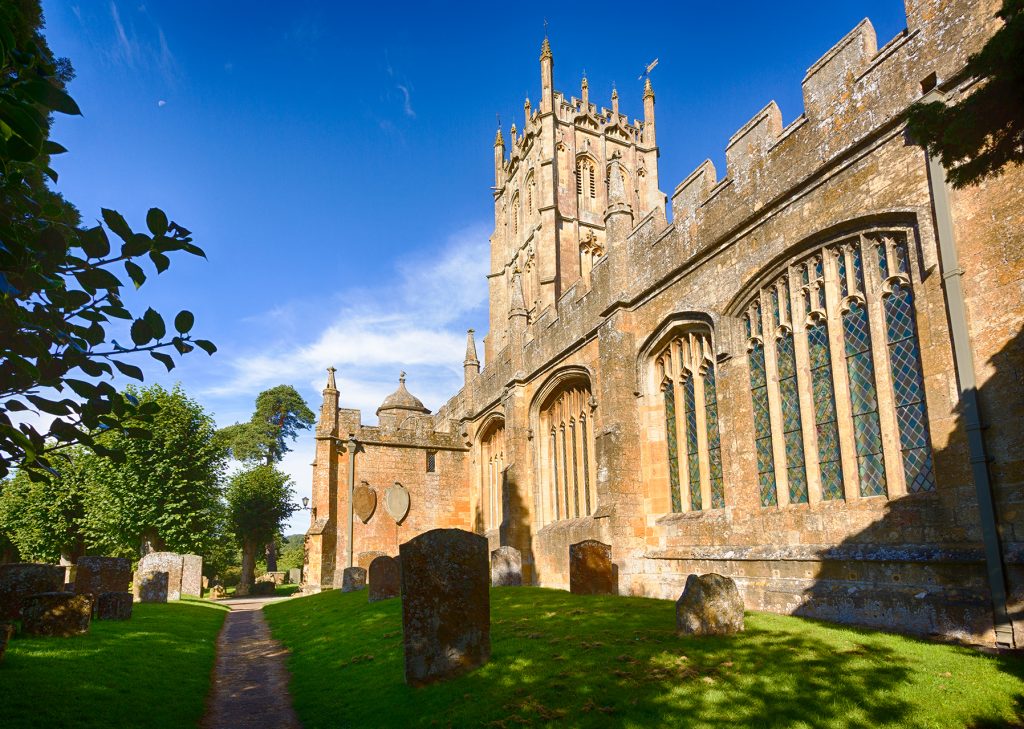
[797,324,1024,644]
[500,465,535,585]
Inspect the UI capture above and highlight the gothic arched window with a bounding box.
[656,330,725,512]
[576,157,597,212]
[480,420,505,530]
[539,381,596,523]
[742,230,934,505]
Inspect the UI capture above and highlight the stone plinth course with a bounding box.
[136,552,184,601]
[73,556,131,599]
[181,554,203,596]
[96,591,134,620]
[340,567,366,592]
[368,556,400,602]
[0,563,66,620]
[676,573,745,636]
[490,546,523,587]
[569,540,614,595]
[135,571,169,603]
[21,592,93,636]
[400,528,490,686]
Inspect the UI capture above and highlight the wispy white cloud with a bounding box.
[109,1,138,66]
[201,224,490,417]
[397,84,415,118]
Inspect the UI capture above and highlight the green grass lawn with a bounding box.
[0,598,228,729]
[265,587,1024,729]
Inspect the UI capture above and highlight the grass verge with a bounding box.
[0,597,228,729]
[265,587,1024,728]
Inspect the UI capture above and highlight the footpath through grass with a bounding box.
[0,597,228,729]
[265,587,1024,729]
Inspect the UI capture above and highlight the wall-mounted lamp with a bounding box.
[301,496,310,510]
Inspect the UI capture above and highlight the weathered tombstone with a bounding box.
[134,571,169,603]
[0,563,65,620]
[287,568,302,584]
[353,482,377,523]
[490,546,523,587]
[0,622,13,662]
[74,557,131,599]
[180,555,203,596]
[569,540,614,595]
[21,592,93,636]
[675,573,745,636]
[340,566,366,592]
[96,592,133,620]
[368,556,400,602]
[400,528,490,686]
[137,552,184,601]
[252,581,276,596]
[357,550,387,571]
[262,571,286,585]
[209,585,226,600]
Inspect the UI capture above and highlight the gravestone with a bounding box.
[0,563,65,620]
[74,557,131,599]
[340,567,366,592]
[137,552,184,601]
[21,592,93,636]
[209,585,226,600]
[675,573,745,636]
[400,528,490,686]
[96,592,133,620]
[490,546,523,587]
[569,540,614,595]
[353,483,377,523]
[259,571,286,585]
[135,571,169,603]
[287,568,302,584]
[368,556,400,602]
[252,581,276,596]
[180,555,203,596]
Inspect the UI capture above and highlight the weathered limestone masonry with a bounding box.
[306,0,1024,648]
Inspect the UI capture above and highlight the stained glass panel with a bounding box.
[664,382,682,512]
[749,342,777,506]
[551,431,560,520]
[776,332,808,504]
[684,376,701,511]
[581,417,592,515]
[808,323,844,500]
[837,248,849,299]
[570,421,580,518]
[705,366,725,509]
[843,303,887,497]
[884,283,935,493]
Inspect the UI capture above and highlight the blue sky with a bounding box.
[41,1,910,533]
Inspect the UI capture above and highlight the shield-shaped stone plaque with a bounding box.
[353,482,377,523]
[384,482,410,524]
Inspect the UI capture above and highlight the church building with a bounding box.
[305,0,1024,648]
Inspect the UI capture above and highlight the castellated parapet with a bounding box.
[307,0,1024,649]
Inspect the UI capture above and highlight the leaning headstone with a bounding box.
[675,573,745,636]
[180,555,203,596]
[569,540,614,595]
[21,592,93,636]
[0,563,65,620]
[490,546,523,587]
[74,557,131,599]
[209,585,226,600]
[0,622,13,663]
[96,592,133,620]
[287,568,302,584]
[134,571,169,603]
[137,552,184,601]
[400,528,490,686]
[368,556,400,602]
[340,567,366,592]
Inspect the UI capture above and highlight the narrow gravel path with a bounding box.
[202,596,301,729]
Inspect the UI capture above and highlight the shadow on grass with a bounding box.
[266,587,1024,729]
[0,598,227,729]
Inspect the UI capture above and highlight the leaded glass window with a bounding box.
[776,332,808,503]
[539,382,597,523]
[748,337,777,507]
[808,322,843,499]
[843,300,886,497]
[655,331,724,512]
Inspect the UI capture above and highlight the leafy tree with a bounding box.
[86,384,227,557]
[218,385,313,569]
[0,445,95,562]
[225,465,296,595]
[276,533,306,573]
[0,0,215,480]
[906,0,1024,188]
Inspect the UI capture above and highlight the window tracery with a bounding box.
[539,382,596,522]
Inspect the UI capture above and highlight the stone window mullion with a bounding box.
[825,247,862,501]
[762,291,791,508]
[671,340,692,513]
[693,341,713,513]
[789,267,822,506]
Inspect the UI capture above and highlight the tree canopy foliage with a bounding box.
[219,385,315,466]
[0,0,215,480]
[906,0,1024,188]
[225,465,297,591]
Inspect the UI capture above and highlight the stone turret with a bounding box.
[643,77,656,145]
[317,367,339,436]
[464,329,480,384]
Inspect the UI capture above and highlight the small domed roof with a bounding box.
[376,372,430,416]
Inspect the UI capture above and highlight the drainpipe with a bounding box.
[920,89,1015,649]
[347,433,357,570]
